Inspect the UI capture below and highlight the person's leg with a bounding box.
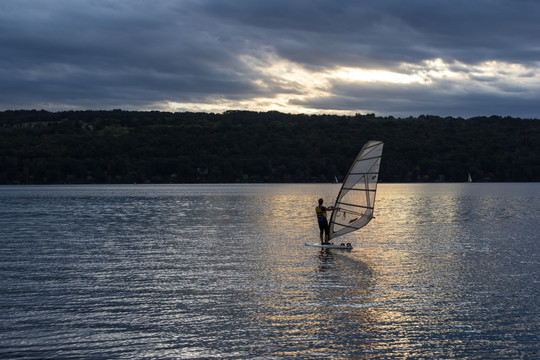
[323,221,330,243]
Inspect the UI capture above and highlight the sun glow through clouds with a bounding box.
[330,67,426,84]
[163,54,540,115]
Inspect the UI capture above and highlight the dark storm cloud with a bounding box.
[1,0,539,116]
[0,0,261,109]
[201,0,540,67]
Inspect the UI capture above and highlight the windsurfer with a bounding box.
[315,198,339,244]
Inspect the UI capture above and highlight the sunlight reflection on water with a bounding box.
[0,183,539,358]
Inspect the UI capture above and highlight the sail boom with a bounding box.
[337,202,374,210]
[332,217,373,229]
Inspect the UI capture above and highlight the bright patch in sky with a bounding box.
[330,67,425,84]
[164,55,540,115]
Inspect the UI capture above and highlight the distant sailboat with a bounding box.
[468,172,472,182]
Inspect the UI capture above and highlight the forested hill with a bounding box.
[1,110,539,184]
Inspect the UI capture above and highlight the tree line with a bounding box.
[1,110,539,184]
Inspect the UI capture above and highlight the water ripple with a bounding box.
[1,184,539,359]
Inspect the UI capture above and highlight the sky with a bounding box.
[1,0,540,118]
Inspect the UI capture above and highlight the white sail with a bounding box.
[328,141,384,240]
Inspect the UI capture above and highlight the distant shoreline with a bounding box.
[2,110,539,184]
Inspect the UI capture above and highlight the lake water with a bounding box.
[1,183,539,359]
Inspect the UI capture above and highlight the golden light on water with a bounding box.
[232,183,499,357]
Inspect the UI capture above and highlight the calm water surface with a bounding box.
[1,183,539,359]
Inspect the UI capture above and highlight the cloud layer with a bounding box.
[1,0,539,117]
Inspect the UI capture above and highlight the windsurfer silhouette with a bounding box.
[315,198,339,244]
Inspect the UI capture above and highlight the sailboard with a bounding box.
[305,242,353,250]
[321,141,384,246]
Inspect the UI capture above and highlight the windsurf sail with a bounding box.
[328,141,384,240]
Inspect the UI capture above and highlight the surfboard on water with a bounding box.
[310,141,384,249]
[305,242,353,249]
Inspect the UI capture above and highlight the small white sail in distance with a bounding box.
[328,141,384,240]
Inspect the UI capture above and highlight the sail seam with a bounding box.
[340,187,376,192]
[353,155,380,162]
